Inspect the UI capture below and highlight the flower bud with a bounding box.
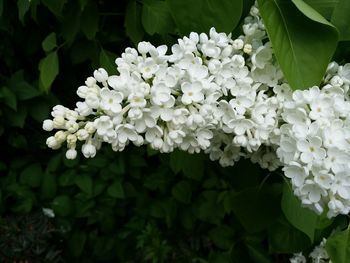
[42,119,54,131]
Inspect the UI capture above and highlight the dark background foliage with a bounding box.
[0,0,349,262]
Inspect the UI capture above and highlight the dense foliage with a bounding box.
[1,0,350,262]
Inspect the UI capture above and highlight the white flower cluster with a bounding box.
[290,238,332,263]
[278,64,350,217]
[43,4,350,217]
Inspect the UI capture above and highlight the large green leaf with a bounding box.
[39,51,59,92]
[81,1,99,40]
[326,224,350,263]
[125,0,144,45]
[281,182,317,242]
[230,186,281,233]
[331,0,350,40]
[166,0,243,35]
[258,0,338,90]
[141,0,174,36]
[304,0,338,19]
[268,218,311,253]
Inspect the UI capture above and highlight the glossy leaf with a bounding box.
[258,0,338,90]
[281,182,317,242]
[331,0,350,40]
[141,0,174,35]
[125,0,144,44]
[326,224,350,263]
[166,0,243,35]
[39,51,59,92]
[42,32,57,52]
[304,0,338,19]
[230,186,281,233]
[81,1,98,40]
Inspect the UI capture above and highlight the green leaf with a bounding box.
[246,243,274,263]
[230,186,281,233]
[170,151,204,180]
[304,0,338,19]
[268,218,311,253]
[99,48,116,75]
[7,106,27,128]
[41,0,67,16]
[17,0,30,24]
[7,71,41,100]
[107,180,125,199]
[42,32,57,52]
[58,170,76,186]
[0,86,17,110]
[258,0,338,90]
[171,180,192,204]
[209,225,235,250]
[39,51,59,92]
[52,195,73,217]
[68,231,87,257]
[20,163,42,187]
[75,175,93,195]
[125,0,144,44]
[81,1,99,40]
[281,182,317,242]
[40,172,57,199]
[331,0,350,40]
[326,224,350,263]
[142,0,174,35]
[166,0,243,35]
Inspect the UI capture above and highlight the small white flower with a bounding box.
[42,208,55,218]
[43,119,54,131]
[66,148,77,159]
[82,143,97,158]
[181,82,204,105]
[94,68,108,83]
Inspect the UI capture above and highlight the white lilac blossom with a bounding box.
[43,4,350,218]
[290,238,332,263]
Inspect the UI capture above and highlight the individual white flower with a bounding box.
[75,101,93,116]
[138,57,159,79]
[66,148,77,159]
[82,143,97,158]
[151,83,172,106]
[181,82,204,105]
[65,120,79,133]
[116,124,138,143]
[290,252,306,263]
[296,136,326,164]
[53,116,65,129]
[251,44,272,69]
[232,39,244,50]
[42,208,55,218]
[94,116,113,136]
[42,119,54,131]
[94,68,108,84]
[284,163,308,187]
[100,88,123,114]
[46,136,60,149]
[76,129,89,141]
